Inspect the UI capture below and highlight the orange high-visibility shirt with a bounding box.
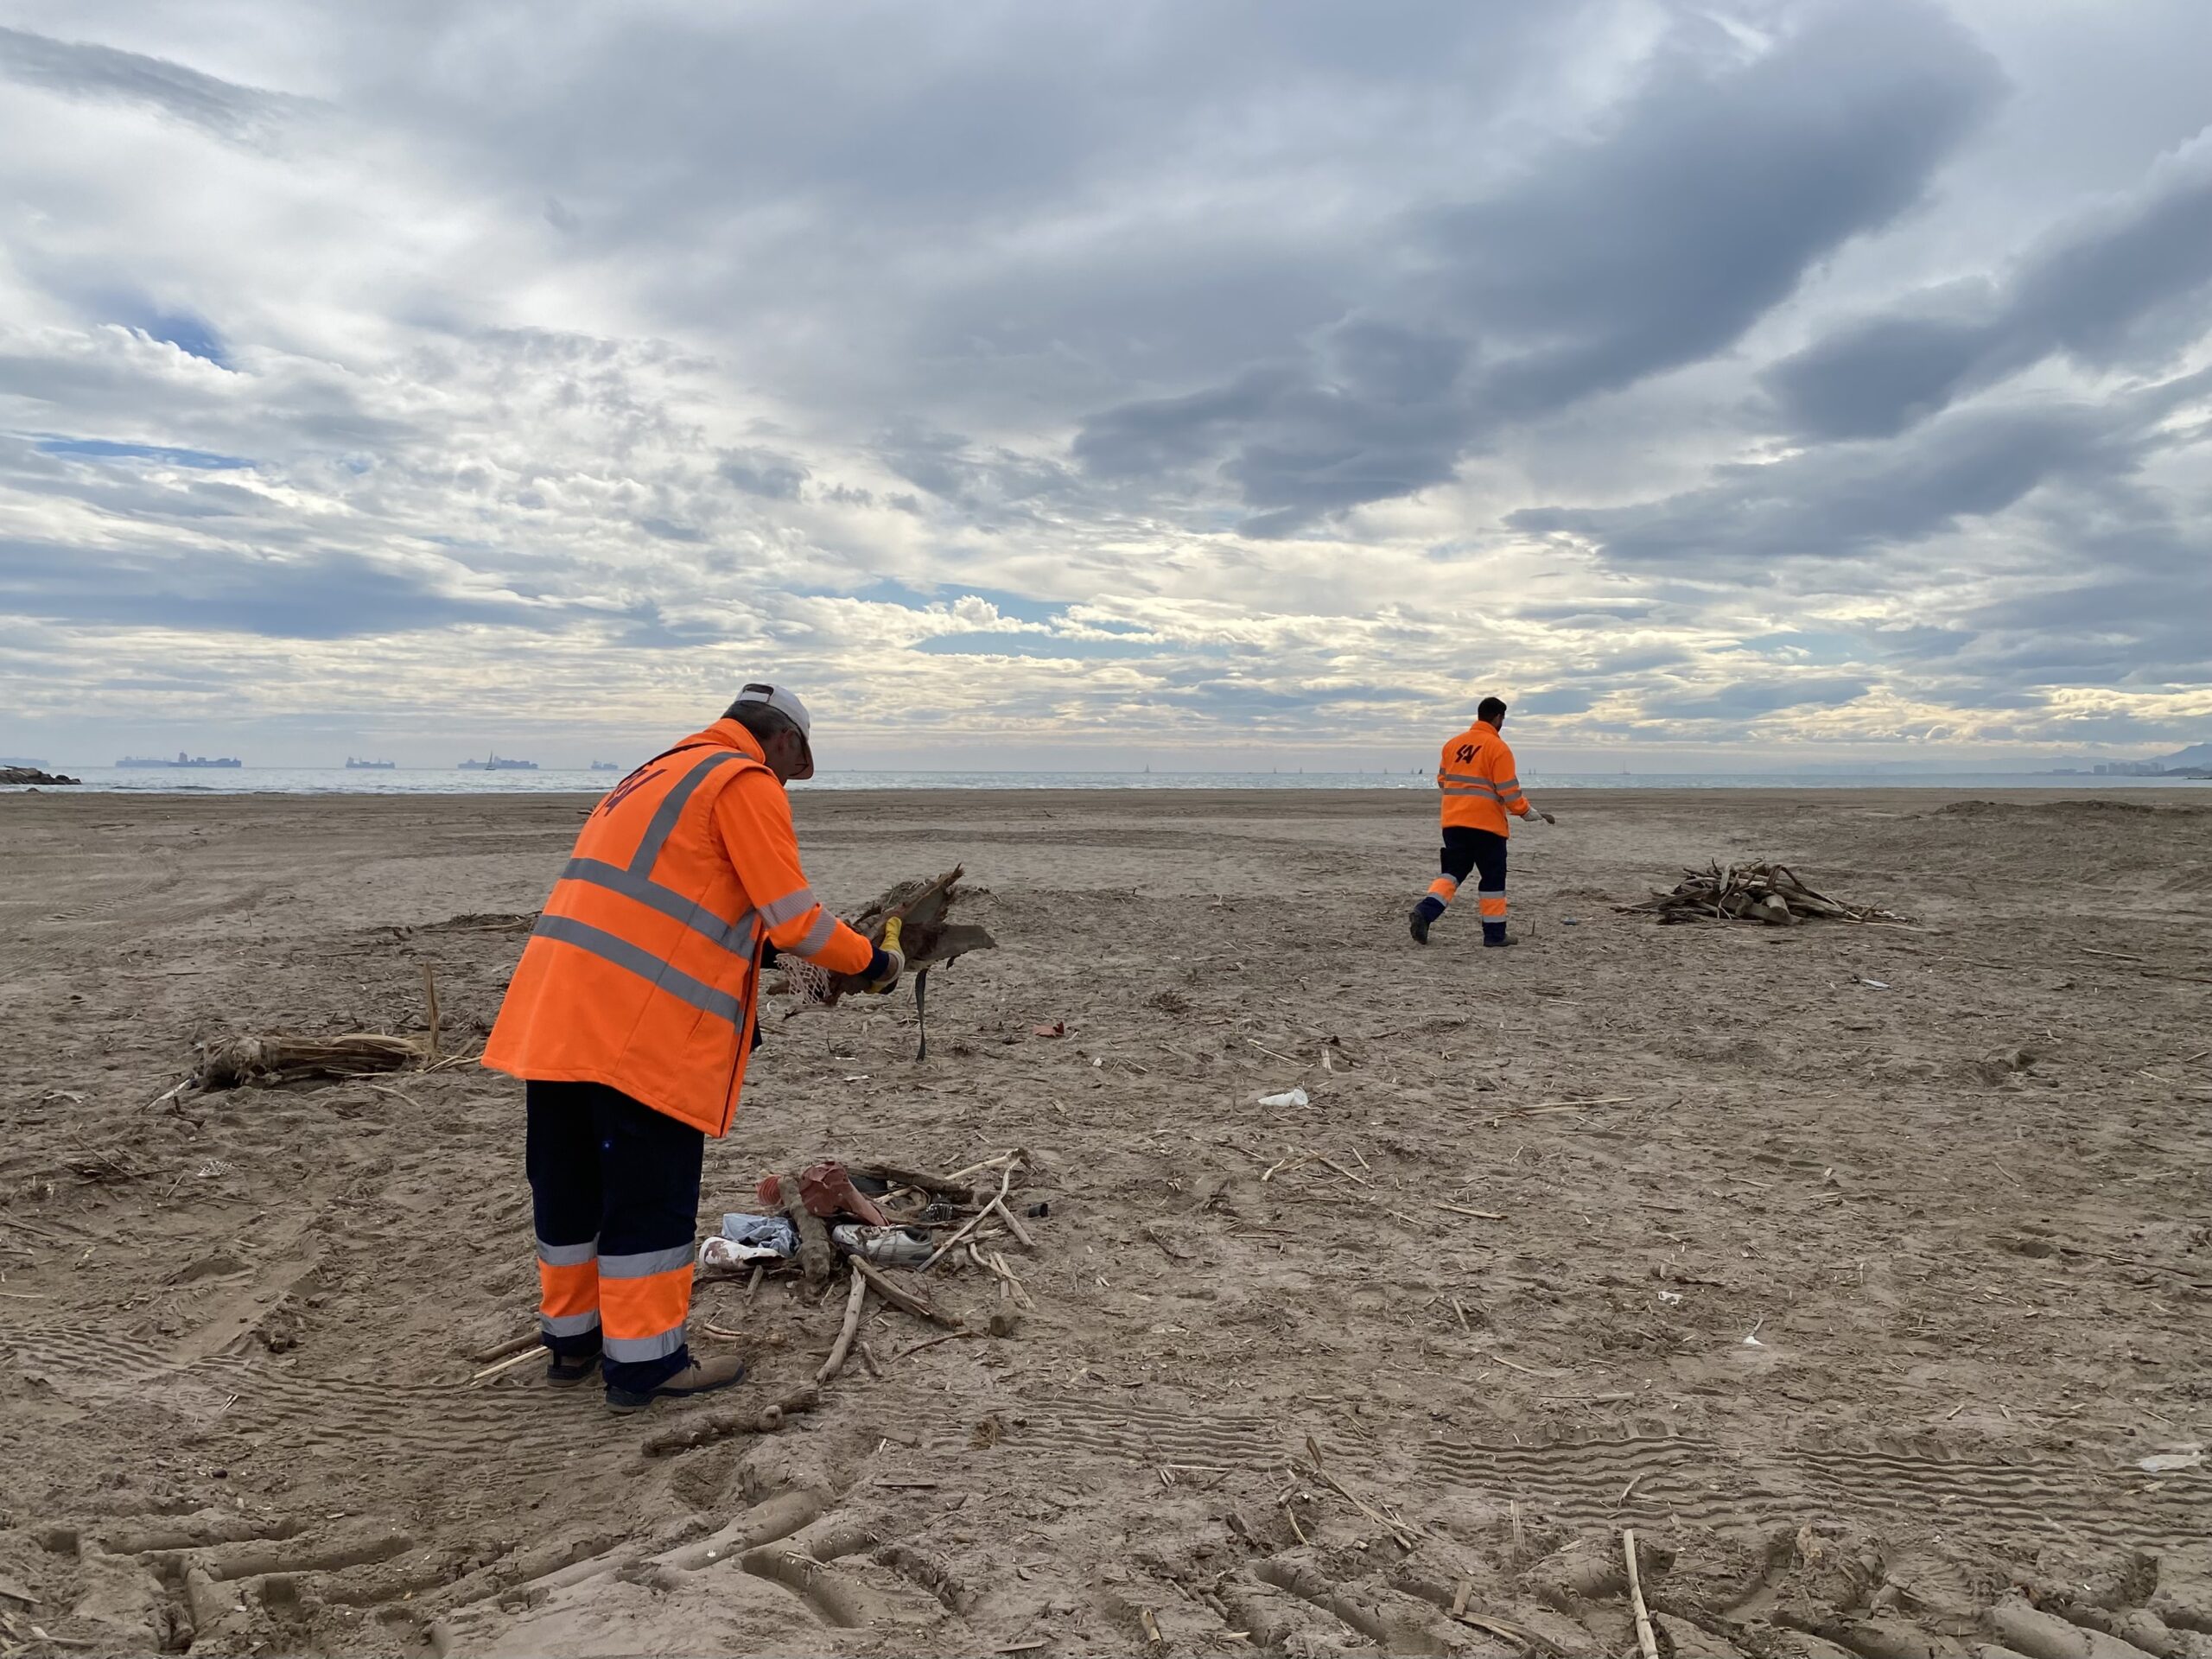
[484,720,872,1136]
[1437,720,1535,836]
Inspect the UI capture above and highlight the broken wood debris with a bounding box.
[1619,861,1914,927]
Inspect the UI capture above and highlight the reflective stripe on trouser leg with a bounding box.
[599,1243,694,1364]
[1478,887,1507,938]
[1426,875,1459,906]
[526,1086,606,1356]
[537,1236,601,1342]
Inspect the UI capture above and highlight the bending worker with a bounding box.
[484,683,902,1413]
[1410,695,1554,948]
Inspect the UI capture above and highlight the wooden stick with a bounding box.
[1623,1530,1659,1659]
[421,962,441,1062]
[940,1150,1021,1184]
[1306,1151,1369,1186]
[887,1329,976,1364]
[849,1256,964,1329]
[817,1271,868,1384]
[467,1332,539,1366]
[1436,1202,1505,1221]
[989,1196,1038,1250]
[777,1175,835,1291]
[641,1386,819,1457]
[1300,1436,1418,1551]
[848,1161,975,1201]
[920,1164,1018,1271]
[468,1347,542,1385]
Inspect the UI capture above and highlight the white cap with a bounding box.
[733,682,811,742]
[732,682,815,777]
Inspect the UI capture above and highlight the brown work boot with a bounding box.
[605,1351,747,1414]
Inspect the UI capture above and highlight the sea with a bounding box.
[7,766,2203,795]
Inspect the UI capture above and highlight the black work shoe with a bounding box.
[547,1350,601,1387]
[1482,934,1517,949]
[1409,908,1432,945]
[605,1352,746,1414]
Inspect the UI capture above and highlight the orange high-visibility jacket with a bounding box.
[1437,720,1535,836]
[483,720,874,1136]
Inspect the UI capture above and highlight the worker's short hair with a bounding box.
[1478,696,1508,725]
[725,698,803,747]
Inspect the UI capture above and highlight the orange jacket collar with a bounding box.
[686,719,769,766]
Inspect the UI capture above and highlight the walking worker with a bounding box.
[483,683,904,1413]
[1410,696,1554,948]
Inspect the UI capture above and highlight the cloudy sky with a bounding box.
[3,0,2209,772]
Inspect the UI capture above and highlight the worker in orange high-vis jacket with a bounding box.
[1411,696,1555,949]
[483,683,903,1414]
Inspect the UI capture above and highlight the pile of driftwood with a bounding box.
[1620,861,1914,927]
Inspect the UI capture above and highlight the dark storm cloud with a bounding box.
[1510,396,2146,567]
[0,23,309,146]
[1650,677,1870,721]
[1072,0,2004,533]
[1767,130,2212,437]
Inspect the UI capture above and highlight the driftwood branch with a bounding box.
[816,1271,868,1384]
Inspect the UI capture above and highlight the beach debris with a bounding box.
[701,1214,797,1274]
[1033,1021,1068,1038]
[1620,861,1915,926]
[167,1033,430,1103]
[2137,1446,2203,1473]
[831,1224,933,1266]
[1857,976,1891,989]
[721,1212,800,1255]
[802,1160,889,1226]
[772,865,996,1008]
[1258,1087,1310,1109]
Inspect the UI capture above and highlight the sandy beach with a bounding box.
[3,785,2208,1656]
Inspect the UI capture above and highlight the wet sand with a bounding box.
[2,786,2209,1655]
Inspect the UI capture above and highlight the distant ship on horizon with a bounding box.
[118,751,243,769]
[589,760,622,772]
[345,757,397,770]
[458,753,538,772]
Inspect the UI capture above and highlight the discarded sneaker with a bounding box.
[546,1348,601,1387]
[605,1351,747,1414]
[1409,907,1432,945]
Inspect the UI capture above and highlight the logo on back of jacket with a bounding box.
[1455,744,1476,764]
[595,766,664,818]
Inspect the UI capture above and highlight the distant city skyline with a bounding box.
[3,2,2209,766]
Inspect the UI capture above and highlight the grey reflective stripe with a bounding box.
[537,1237,599,1268]
[756,887,818,927]
[559,856,760,954]
[791,911,838,957]
[604,1328,686,1363]
[601,1243,695,1279]
[1477,888,1506,899]
[1438,771,1493,786]
[1496,777,1519,790]
[531,914,744,1025]
[541,1311,601,1337]
[629,749,754,875]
